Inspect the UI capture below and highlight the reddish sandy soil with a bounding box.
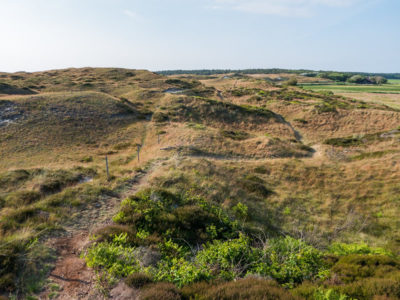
[41,232,102,300]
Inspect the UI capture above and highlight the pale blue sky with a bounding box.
[0,0,399,73]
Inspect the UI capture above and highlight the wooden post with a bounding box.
[137,144,141,162]
[158,133,160,144]
[105,156,110,181]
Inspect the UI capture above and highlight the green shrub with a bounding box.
[84,233,141,281]
[313,288,353,300]
[153,257,212,287]
[220,130,250,141]
[195,235,261,281]
[331,255,400,284]
[152,236,258,287]
[141,282,181,300]
[187,123,206,130]
[80,156,93,163]
[316,103,338,114]
[255,236,328,287]
[240,176,272,197]
[113,189,238,245]
[294,119,308,124]
[38,169,88,194]
[254,166,269,174]
[286,78,298,86]
[153,112,169,122]
[165,79,199,89]
[125,272,153,288]
[93,224,136,244]
[324,137,362,147]
[337,276,400,300]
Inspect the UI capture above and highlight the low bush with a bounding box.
[257,237,329,287]
[153,112,169,122]
[84,233,141,281]
[5,191,41,207]
[313,288,353,300]
[0,169,30,190]
[331,255,400,284]
[254,166,269,174]
[93,224,136,244]
[315,103,338,114]
[240,176,273,197]
[80,156,93,163]
[181,278,300,300]
[39,170,83,194]
[112,189,239,245]
[140,282,181,300]
[125,272,153,288]
[0,238,55,295]
[220,130,250,141]
[294,118,308,124]
[335,276,400,299]
[324,137,362,147]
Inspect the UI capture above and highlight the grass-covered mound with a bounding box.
[0,68,162,94]
[0,92,138,150]
[161,96,296,139]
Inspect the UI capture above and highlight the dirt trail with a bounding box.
[40,164,158,300]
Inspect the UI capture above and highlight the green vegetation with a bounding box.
[2,67,400,299]
[84,185,400,299]
[84,188,330,289]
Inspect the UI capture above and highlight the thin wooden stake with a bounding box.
[105,155,110,181]
[158,133,160,144]
[137,144,141,162]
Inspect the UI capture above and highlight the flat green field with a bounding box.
[302,81,400,94]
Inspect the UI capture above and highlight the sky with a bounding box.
[0,0,399,73]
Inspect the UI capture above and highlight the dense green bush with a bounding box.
[112,189,239,245]
[83,186,399,298]
[256,237,329,287]
[84,233,141,281]
[313,288,353,300]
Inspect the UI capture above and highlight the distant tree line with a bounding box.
[156,68,312,76]
[317,73,388,84]
[156,69,400,80]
